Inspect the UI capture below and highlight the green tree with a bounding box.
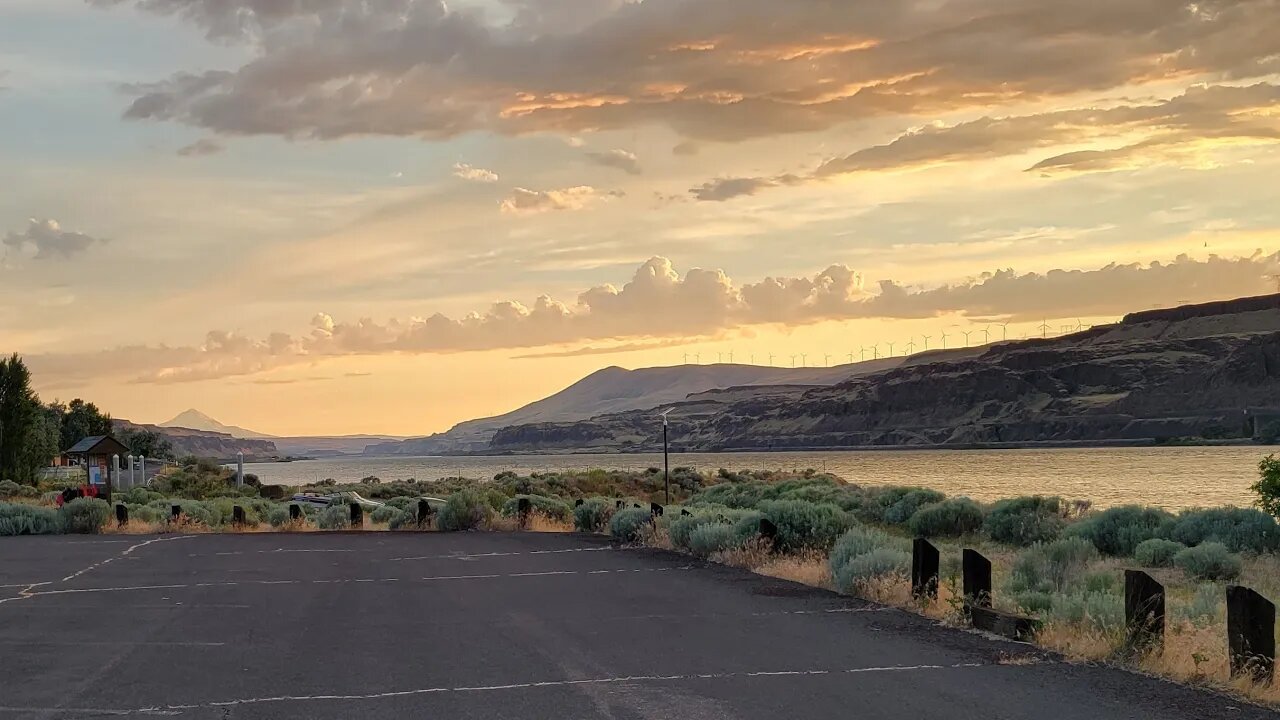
[50,398,112,451]
[0,355,48,483]
[1253,455,1280,518]
[116,428,175,461]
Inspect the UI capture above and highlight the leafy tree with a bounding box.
[1253,455,1280,518]
[0,355,50,483]
[116,428,175,461]
[49,398,112,450]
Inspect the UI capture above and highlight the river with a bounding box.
[241,446,1280,511]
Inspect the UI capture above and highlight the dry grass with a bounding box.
[1037,621,1122,662]
[103,520,166,535]
[638,524,673,550]
[1138,620,1280,705]
[710,538,772,570]
[527,513,574,533]
[754,550,833,590]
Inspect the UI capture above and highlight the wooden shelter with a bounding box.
[63,435,132,501]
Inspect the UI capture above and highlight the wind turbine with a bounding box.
[847,352,855,364]
[728,350,734,364]
[871,345,879,360]
[962,330,973,347]
[940,330,950,349]
[800,353,808,367]
[750,353,756,365]
[717,351,724,364]
[694,353,701,364]
[1037,320,1051,338]
[768,353,775,367]
[1075,319,1085,331]
[886,342,895,357]
[981,326,991,344]
[905,338,916,354]
[859,347,867,362]
[823,354,831,367]
[682,353,689,364]
[922,335,931,350]
[790,354,798,368]
[1000,322,1011,341]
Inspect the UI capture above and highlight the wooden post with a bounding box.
[616,500,624,509]
[171,504,182,522]
[289,503,301,521]
[1125,570,1165,651]
[349,503,363,529]
[517,498,532,529]
[912,538,940,600]
[650,503,664,517]
[232,506,246,526]
[759,518,778,548]
[574,499,584,507]
[962,549,992,608]
[681,508,692,516]
[1228,585,1276,683]
[417,499,431,526]
[115,504,128,528]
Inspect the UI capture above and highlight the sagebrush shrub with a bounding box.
[608,508,652,542]
[687,523,740,557]
[1065,505,1172,556]
[1134,538,1184,567]
[860,487,946,525]
[370,505,400,524]
[1008,537,1098,594]
[1047,590,1125,632]
[59,498,109,534]
[439,490,489,531]
[573,498,613,532]
[908,498,985,537]
[502,494,572,522]
[984,496,1065,546]
[757,500,850,552]
[316,505,350,530]
[1173,584,1222,627]
[1163,507,1279,554]
[0,502,62,535]
[1173,542,1243,581]
[266,505,291,528]
[828,526,909,592]
[0,480,38,499]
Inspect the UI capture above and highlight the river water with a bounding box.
[242,446,1278,511]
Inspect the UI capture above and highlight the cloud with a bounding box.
[513,338,693,359]
[587,149,641,175]
[499,186,617,214]
[176,138,224,157]
[97,0,1280,143]
[3,219,106,260]
[689,83,1280,200]
[21,252,1280,385]
[690,175,801,202]
[453,162,499,182]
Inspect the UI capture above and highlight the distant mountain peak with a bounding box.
[159,409,273,439]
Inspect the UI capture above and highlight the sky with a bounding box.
[2,0,1280,437]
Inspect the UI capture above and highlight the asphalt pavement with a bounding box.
[0,531,1273,719]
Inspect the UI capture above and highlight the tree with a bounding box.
[50,398,112,451]
[116,428,175,461]
[1253,455,1280,518]
[0,355,48,483]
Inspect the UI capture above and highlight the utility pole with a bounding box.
[659,409,673,504]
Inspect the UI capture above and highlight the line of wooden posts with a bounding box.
[114,498,443,530]
[910,538,1277,684]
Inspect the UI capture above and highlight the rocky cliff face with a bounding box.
[113,420,279,460]
[488,295,1280,452]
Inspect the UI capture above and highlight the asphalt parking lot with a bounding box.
[0,531,1272,719]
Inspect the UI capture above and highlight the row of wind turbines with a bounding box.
[680,319,1091,368]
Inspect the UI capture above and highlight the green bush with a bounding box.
[166,499,217,527]
[1046,590,1125,632]
[59,497,109,534]
[573,498,613,532]
[1163,507,1279,554]
[388,510,415,530]
[501,494,572,522]
[371,505,400,524]
[127,504,164,524]
[119,486,162,505]
[757,500,850,552]
[0,480,39,499]
[1252,455,1280,517]
[266,505,291,528]
[316,505,350,530]
[0,502,62,535]
[1008,537,1099,594]
[687,523,740,557]
[1134,538,1185,567]
[1174,584,1222,627]
[908,498,984,538]
[984,496,1065,546]
[1065,505,1172,556]
[854,487,946,525]
[1173,542,1243,581]
[835,548,911,591]
[609,507,652,542]
[829,526,910,592]
[438,490,489,532]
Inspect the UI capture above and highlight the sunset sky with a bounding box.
[3,0,1280,436]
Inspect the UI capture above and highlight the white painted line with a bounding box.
[0,640,226,647]
[61,535,198,583]
[115,662,995,714]
[387,546,613,562]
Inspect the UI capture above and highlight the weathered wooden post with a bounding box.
[289,503,302,521]
[349,502,363,529]
[616,500,624,509]
[574,499,584,507]
[650,503,664,517]
[681,508,691,516]
[962,549,992,609]
[232,506,246,526]
[171,504,182,522]
[912,538,940,600]
[517,498,532,529]
[115,504,128,528]
[759,518,778,548]
[1125,570,1165,651]
[1228,585,1276,683]
[417,499,432,526]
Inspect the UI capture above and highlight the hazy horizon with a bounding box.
[4,0,1280,436]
